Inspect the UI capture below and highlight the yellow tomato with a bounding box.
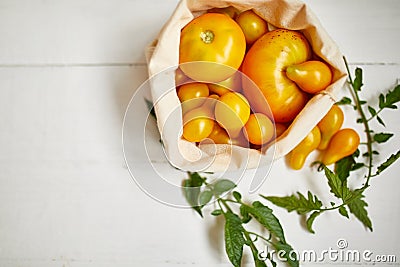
[177,83,209,113]
[215,92,250,137]
[179,13,246,82]
[317,104,344,150]
[286,60,332,94]
[322,128,360,165]
[243,113,274,145]
[236,10,268,45]
[288,126,321,170]
[275,123,287,138]
[242,29,311,123]
[182,107,214,143]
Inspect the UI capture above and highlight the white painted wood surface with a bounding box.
[0,0,399,266]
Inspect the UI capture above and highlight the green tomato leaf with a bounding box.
[382,84,400,109]
[367,106,376,117]
[376,115,386,127]
[335,155,356,182]
[272,241,299,267]
[336,96,352,105]
[232,191,242,202]
[373,133,394,143]
[213,179,236,194]
[347,195,373,231]
[182,172,206,217]
[198,190,213,207]
[324,166,360,203]
[243,201,286,243]
[376,150,400,175]
[224,212,246,267]
[239,205,252,224]
[211,209,223,216]
[338,206,349,218]
[263,191,322,215]
[306,211,321,234]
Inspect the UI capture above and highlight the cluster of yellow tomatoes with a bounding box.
[176,6,359,168]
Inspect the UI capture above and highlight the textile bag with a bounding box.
[145,0,347,173]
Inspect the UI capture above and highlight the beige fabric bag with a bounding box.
[146,0,347,173]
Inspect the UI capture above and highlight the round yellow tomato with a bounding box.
[242,29,311,123]
[243,113,274,145]
[179,13,246,82]
[177,83,209,113]
[214,92,250,137]
[236,10,268,45]
[182,107,214,143]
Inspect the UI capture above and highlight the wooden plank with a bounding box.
[0,0,399,65]
[0,65,399,266]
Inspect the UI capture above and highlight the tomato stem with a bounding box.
[200,30,215,44]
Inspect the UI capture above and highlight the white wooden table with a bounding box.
[0,0,399,266]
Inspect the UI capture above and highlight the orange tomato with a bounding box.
[286,60,332,94]
[214,92,250,137]
[179,13,246,82]
[322,128,360,165]
[236,10,268,45]
[242,29,311,123]
[243,113,274,145]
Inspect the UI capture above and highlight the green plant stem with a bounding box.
[343,56,373,186]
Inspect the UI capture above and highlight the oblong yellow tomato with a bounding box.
[236,10,268,45]
[215,92,250,138]
[244,113,274,145]
[317,104,344,150]
[289,126,321,170]
[242,29,311,123]
[322,128,360,165]
[179,13,246,82]
[286,60,332,94]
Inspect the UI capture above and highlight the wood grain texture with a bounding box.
[0,0,399,266]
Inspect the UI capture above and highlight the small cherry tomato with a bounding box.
[243,113,274,145]
[236,10,268,45]
[182,107,214,143]
[288,126,321,170]
[177,83,209,113]
[322,128,360,165]
[215,92,250,137]
[317,104,344,150]
[286,60,332,94]
[179,13,246,82]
